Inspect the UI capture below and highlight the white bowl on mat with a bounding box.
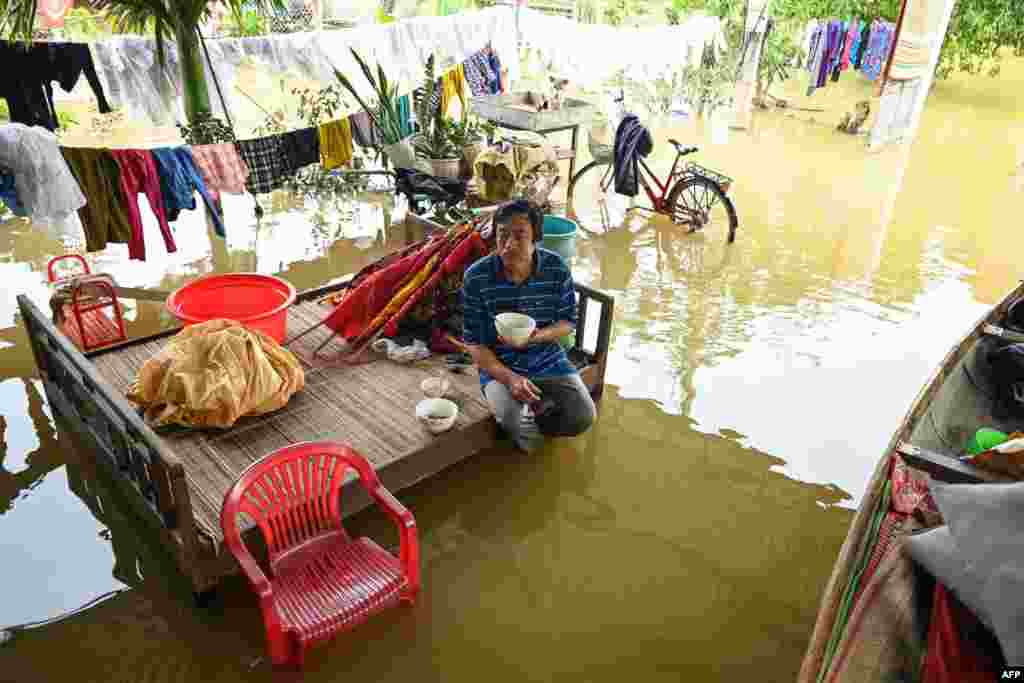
[420,376,451,399]
[415,398,458,434]
[495,313,536,345]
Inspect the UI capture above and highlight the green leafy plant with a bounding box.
[177,112,237,144]
[333,48,405,147]
[223,8,266,37]
[411,54,459,160]
[680,48,736,116]
[295,84,343,127]
[447,112,496,148]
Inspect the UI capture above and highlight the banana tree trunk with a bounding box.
[174,26,212,123]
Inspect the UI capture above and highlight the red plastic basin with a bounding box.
[166,273,297,344]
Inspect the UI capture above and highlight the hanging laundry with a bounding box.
[464,52,490,96]
[829,21,845,82]
[853,21,871,70]
[799,20,818,68]
[190,143,250,201]
[862,20,895,81]
[0,123,86,224]
[0,171,28,217]
[455,65,469,115]
[805,23,826,95]
[61,147,133,252]
[427,77,443,118]
[841,19,860,70]
[819,20,842,87]
[845,19,863,69]
[151,146,225,238]
[235,136,290,195]
[487,50,503,94]
[318,119,353,170]
[280,128,320,173]
[0,41,111,131]
[350,111,381,149]
[39,43,112,116]
[109,149,176,261]
[89,37,183,127]
[441,64,467,118]
[397,94,414,138]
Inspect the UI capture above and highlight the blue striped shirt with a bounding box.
[462,248,578,386]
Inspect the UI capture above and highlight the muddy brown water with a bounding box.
[1,56,1023,681]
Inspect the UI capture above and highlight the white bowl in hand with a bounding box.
[415,398,458,433]
[495,312,537,345]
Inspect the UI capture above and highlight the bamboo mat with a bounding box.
[90,300,492,547]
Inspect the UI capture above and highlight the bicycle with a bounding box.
[566,90,738,243]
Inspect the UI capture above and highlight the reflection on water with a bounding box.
[1,57,1023,681]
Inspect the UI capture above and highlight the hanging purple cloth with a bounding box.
[816,21,841,88]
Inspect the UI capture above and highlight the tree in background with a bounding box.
[0,0,285,126]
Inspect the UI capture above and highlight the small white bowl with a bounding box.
[496,312,537,345]
[415,398,458,434]
[420,376,451,399]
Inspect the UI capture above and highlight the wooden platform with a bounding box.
[18,272,614,594]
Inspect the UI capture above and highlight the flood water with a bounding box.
[1,55,1023,681]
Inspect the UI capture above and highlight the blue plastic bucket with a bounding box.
[542,215,577,260]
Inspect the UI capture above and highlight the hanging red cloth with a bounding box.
[921,582,1002,682]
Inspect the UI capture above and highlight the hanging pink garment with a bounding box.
[190,143,250,201]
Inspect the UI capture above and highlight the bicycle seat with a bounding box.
[668,139,699,156]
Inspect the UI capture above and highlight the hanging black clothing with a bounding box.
[612,114,653,197]
[281,127,320,173]
[0,41,111,131]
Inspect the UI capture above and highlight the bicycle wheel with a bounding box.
[666,175,738,243]
[566,160,635,234]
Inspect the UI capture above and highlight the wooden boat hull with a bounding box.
[799,281,1024,681]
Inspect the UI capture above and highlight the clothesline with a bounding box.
[87,7,521,128]
[0,45,504,261]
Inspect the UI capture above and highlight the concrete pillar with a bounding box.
[731,0,771,130]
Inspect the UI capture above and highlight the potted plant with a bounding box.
[448,113,497,178]
[334,48,427,172]
[412,55,462,179]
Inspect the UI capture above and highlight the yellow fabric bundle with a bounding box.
[127,319,305,429]
[473,146,517,201]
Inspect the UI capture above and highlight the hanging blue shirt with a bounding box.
[462,248,578,387]
[151,146,226,237]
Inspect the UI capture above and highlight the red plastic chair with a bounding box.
[220,442,420,668]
